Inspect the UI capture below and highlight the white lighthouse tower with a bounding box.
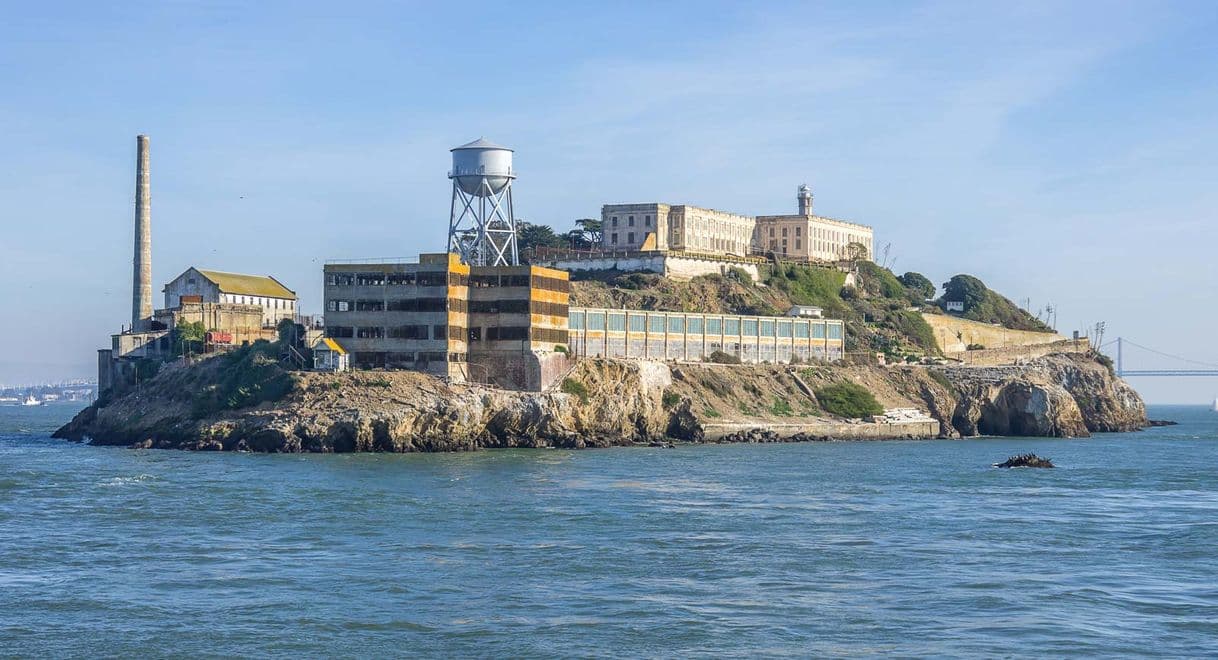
[447,138,519,266]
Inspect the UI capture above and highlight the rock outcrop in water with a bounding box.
[994,453,1055,468]
[54,351,1146,452]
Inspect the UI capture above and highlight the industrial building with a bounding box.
[163,267,298,327]
[754,184,874,261]
[567,308,844,363]
[323,253,571,390]
[97,135,297,395]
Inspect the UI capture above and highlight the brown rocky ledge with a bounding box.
[54,352,1146,452]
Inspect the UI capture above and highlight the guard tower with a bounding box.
[797,183,813,216]
[447,138,519,266]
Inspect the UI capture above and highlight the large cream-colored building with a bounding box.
[600,185,873,262]
[754,184,873,261]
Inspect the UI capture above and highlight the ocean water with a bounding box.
[1,404,1216,657]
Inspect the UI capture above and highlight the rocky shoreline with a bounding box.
[54,352,1147,452]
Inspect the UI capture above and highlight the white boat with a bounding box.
[1212,397,1218,412]
[21,395,41,406]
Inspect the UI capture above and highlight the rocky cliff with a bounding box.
[54,350,1146,452]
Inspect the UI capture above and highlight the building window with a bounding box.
[611,233,619,244]
[627,232,635,244]
[782,227,788,237]
[796,239,802,250]
[795,227,801,237]
[611,217,618,227]
[645,215,652,227]
[628,215,635,226]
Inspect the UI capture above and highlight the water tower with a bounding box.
[447,138,519,266]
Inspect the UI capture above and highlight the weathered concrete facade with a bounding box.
[323,253,572,390]
[601,185,874,263]
[568,307,845,364]
[163,267,297,327]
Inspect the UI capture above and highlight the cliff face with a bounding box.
[54,352,1146,452]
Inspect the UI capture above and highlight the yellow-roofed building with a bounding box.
[164,267,298,327]
[312,337,349,372]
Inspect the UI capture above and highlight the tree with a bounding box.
[941,274,988,312]
[515,221,568,254]
[576,217,601,242]
[898,271,936,299]
[174,321,206,356]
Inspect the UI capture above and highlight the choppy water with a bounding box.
[2,403,1217,657]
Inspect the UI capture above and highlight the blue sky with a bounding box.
[1,1,1215,402]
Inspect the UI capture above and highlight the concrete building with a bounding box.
[323,253,572,390]
[598,185,873,263]
[755,185,874,261]
[163,267,297,327]
[602,203,754,256]
[568,308,845,364]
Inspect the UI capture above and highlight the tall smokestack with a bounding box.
[132,135,152,330]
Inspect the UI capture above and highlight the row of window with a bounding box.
[609,214,652,229]
[330,323,566,344]
[328,325,461,340]
[328,298,452,313]
[469,273,531,288]
[532,275,570,294]
[569,311,843,339]
[326,271,461,287]
[222,294,294,309]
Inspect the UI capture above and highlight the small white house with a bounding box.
[786,305,824,318]
[313,338,349,372]
[945,301,965,313]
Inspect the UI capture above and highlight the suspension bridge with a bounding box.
[1103,337,1218,377]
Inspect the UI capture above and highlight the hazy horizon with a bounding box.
[2,1,1215,403]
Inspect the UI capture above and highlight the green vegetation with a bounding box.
[191,341,294,418]
[815,382,884,419]
[926,369,956,394]
[174,320,207,356]
[702,406,722,418]
[898,271,937,299]
[766,265,849,317]
[661,390,681,409]
[553,344,569,354]
[941,275,1052,332]
[770,397,794,416]
[560,377,589,404]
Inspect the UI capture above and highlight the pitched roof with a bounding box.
[196,269,296,299]
[315,337,347,355]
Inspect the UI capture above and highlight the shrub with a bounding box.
[707,350,741,365]
[966,343,986,351]
[662,390,681,409]
[815,382,884,419]
[726,266,754,284]
[561,377,589,403]
[770,397,794,416]
[190,343,295,418]
[702,406,722,418]
[553,344,568,354]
